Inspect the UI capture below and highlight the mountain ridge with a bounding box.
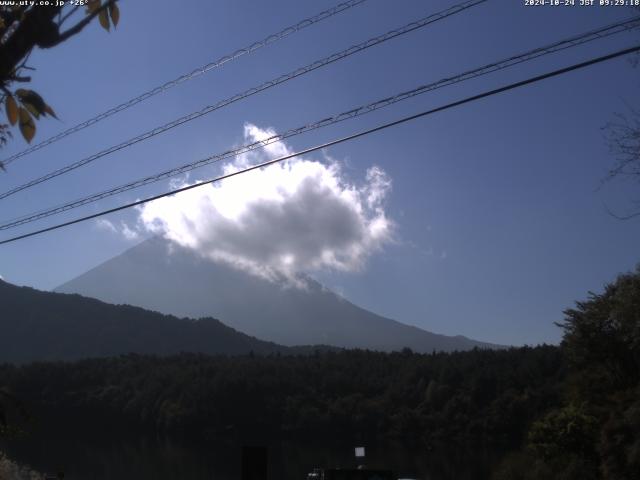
[56,237,502,352]
[0,279,333,363]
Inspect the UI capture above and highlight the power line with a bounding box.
[0,0,488,200]
[0,15,637,230]
[1,43,638,247]
[0,0,370,168]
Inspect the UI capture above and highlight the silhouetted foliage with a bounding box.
[0,346,564,450]
[495,266,640,479]
[558,266,640,391]
[602,35,640,219]
[0,0,120,158]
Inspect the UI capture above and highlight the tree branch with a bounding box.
[58,5,80,27]
[602,201,640,220]
[0,1,117,83]
[0,7,61,80]
[57,0,117,45]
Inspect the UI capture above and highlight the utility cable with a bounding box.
[0,15,637,230]
[1,43,638,246]
[0,0,488,200]
[0,0,370,167]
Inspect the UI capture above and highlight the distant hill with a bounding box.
[0,280,307,363]
[56,237,501,352]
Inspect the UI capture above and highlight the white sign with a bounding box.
[355,447,365,458]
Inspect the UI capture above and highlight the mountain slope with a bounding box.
[56,237,499,352]
[0,279,296,363]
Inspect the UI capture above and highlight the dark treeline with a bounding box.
[0,267,639,479]
[0,346,564,449]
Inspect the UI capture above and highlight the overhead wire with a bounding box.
[1,43,638,246]
[0,0,370,167]
[0,15,637,230]
[0,0,488,200]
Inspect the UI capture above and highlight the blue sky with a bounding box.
[0,0,639,346]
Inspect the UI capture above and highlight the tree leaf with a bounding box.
[23,102,40,119]
[99,9,110,31]
[109,3,120,28]
[5,95,18,126]
[16,89,48,118]
[86,0,101,14]
[18,107,35,143]
[44,104,58,119]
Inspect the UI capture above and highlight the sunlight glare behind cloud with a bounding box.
[135,124,394,284]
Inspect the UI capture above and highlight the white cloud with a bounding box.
[96,218,140,241]
[96,218,117,233]
[121,223,140,241]
[137,124,394,284]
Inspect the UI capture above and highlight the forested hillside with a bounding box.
[0,280,297,362]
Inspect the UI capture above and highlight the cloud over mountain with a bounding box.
[136,124,393,282]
